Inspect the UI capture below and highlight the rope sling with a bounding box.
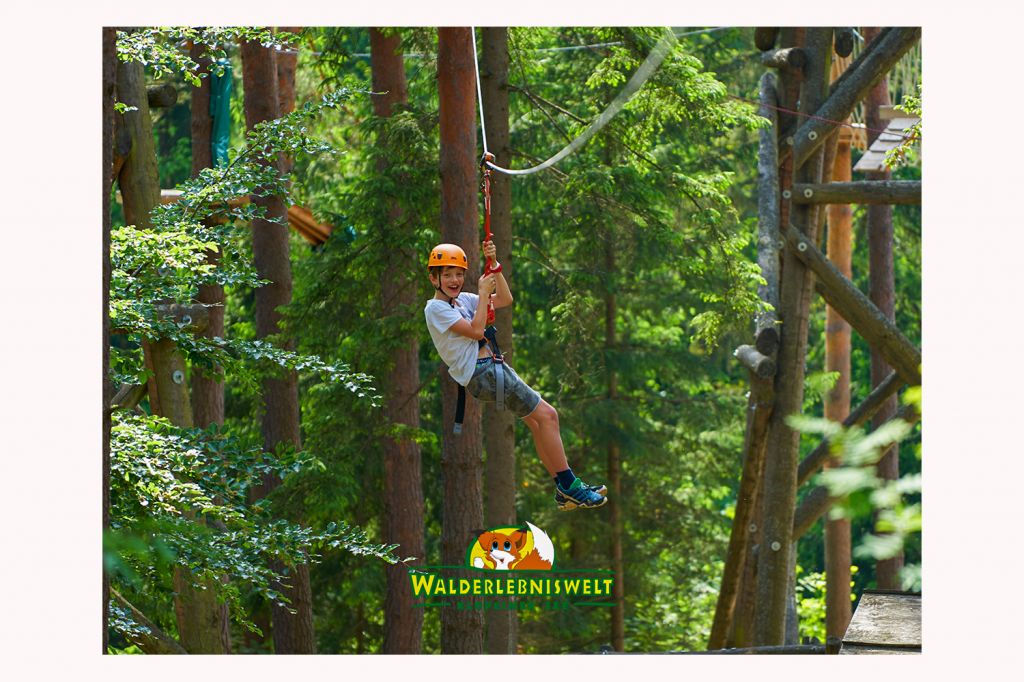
[454,27,678,434]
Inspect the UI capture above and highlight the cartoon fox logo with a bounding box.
[472,521,554,571]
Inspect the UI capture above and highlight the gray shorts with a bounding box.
[466,359,542,418]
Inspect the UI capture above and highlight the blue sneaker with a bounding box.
[555,478,609,511]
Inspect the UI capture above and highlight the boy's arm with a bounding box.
[492,270,513,309]
[448,292,492,341]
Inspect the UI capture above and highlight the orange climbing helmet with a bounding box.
[428,243,468,270]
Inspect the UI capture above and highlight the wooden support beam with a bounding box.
[735,345,776,378]
[755,72,782,356]
[797,371,902,486]
[793,27,921,170]
[791,181,921,205]
[793,485,831,540]
[754,28,779,51]
[755,27,832,648]
[110,383,148,412]
[793,402,920,539]
[761,47,805,71]
[834,29,856,58]
[785,223,921,385]
[708,374,774,649]
[147,83,178,109]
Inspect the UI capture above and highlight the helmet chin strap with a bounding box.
[434,279,461,307]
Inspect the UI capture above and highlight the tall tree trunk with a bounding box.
[754,28,831,646]
[437,27,485,655]
[240,39,316,655]
[369,27,426,655]
[605,241,626,652]
[863,26,904,590]
[190,43,226,430]
[116,52,228,654]
[102,25,116,654]
[479,26,518,655]
[824,129,854,638]
[188,43,233,653]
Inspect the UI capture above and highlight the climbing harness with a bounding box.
[453,331,505,434]
[470,26,679,176]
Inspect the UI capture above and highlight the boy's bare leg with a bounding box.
[521,399,569,476]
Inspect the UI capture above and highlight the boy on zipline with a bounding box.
[424,240,607,511]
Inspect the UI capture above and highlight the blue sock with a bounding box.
[555,469,577,490]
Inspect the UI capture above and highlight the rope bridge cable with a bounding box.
[471,26,680,177]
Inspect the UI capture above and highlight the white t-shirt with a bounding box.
[424,292,480,386]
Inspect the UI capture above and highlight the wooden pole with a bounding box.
[834,29,856,58]
[754,27,832,647]
[823,128,854,639]
[755,72,782,356]
[708,374,774,649]
[754,28,779,51]
[787,224,921,385]
[761,48,806,71]
[863,26,905,590]
[735,345,776,378]
[790,181,921,205]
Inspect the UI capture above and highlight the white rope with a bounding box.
[471,27,679,177]
[471,26,489,160]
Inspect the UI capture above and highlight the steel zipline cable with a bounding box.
[471,26,680,177]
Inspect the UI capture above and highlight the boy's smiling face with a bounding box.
[431,265,465,298]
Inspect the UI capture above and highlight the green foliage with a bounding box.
[107,412,400,638]
[116,27,300,86]
[110,88,377,399]
[796,565,859,643]
[885,84,922,169]
[788,387,922,591]
[108,28,402,649]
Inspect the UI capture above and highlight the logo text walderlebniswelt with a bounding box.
[409,521,615,611]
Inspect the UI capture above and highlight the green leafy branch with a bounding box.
[116,27,301,86]
[885,84,922,169]
[787,387,921,590]
[108,412,400,633]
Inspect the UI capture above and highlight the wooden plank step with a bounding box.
[840,590,921,654]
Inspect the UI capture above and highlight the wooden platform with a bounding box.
[840,589,921,654]
[853,104,920,173]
